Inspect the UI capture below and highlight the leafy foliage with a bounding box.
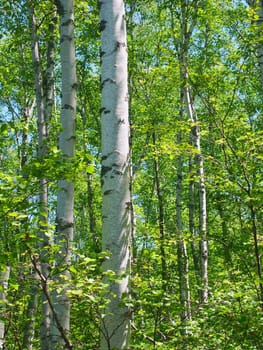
[0,0,263,349]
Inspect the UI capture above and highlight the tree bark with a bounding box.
[0,265,10,350]
[99,0,131,348]
[247,0,263,92]
[51,0,76,349]
[187,81,208,304]
[189,155,200,281]
[250,204,263,306]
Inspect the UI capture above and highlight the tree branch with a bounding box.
[29,253,73,349]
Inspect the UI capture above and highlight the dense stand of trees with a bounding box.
[0,0,263,349]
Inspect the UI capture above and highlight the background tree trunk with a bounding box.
[247,0,263,92]
[0,265,10,350]
[176,101,192,325]
[178,0,208,304]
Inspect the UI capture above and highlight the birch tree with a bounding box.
[176,95,192,323]
[247,0,263,92]
[0,266,10,350]
[51,0,76,348]
[99,0,131,348]
[176,0,208,304]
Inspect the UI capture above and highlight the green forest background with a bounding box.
[1,0,263,349]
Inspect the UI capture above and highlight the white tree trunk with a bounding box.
[189,156,200,279]
[99,0,131,349]
[176,112,191,323]
[51,1,76,349]
[176,0,208,304]
[0,266,10,350]
[186,85,208,304]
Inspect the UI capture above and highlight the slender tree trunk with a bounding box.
[189,156,200,279]
[51,1,76,349]
[194,124,208,304]
[169,0,192,325]
[256,4,263,90]
[250,205,263,305]
[177,0,208,303]
[187,86,208,304]
[99,0,131,348]
[0,265,10,350]
[247,1,263,303]
[247,0,263,92]
[176,97,191,324]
